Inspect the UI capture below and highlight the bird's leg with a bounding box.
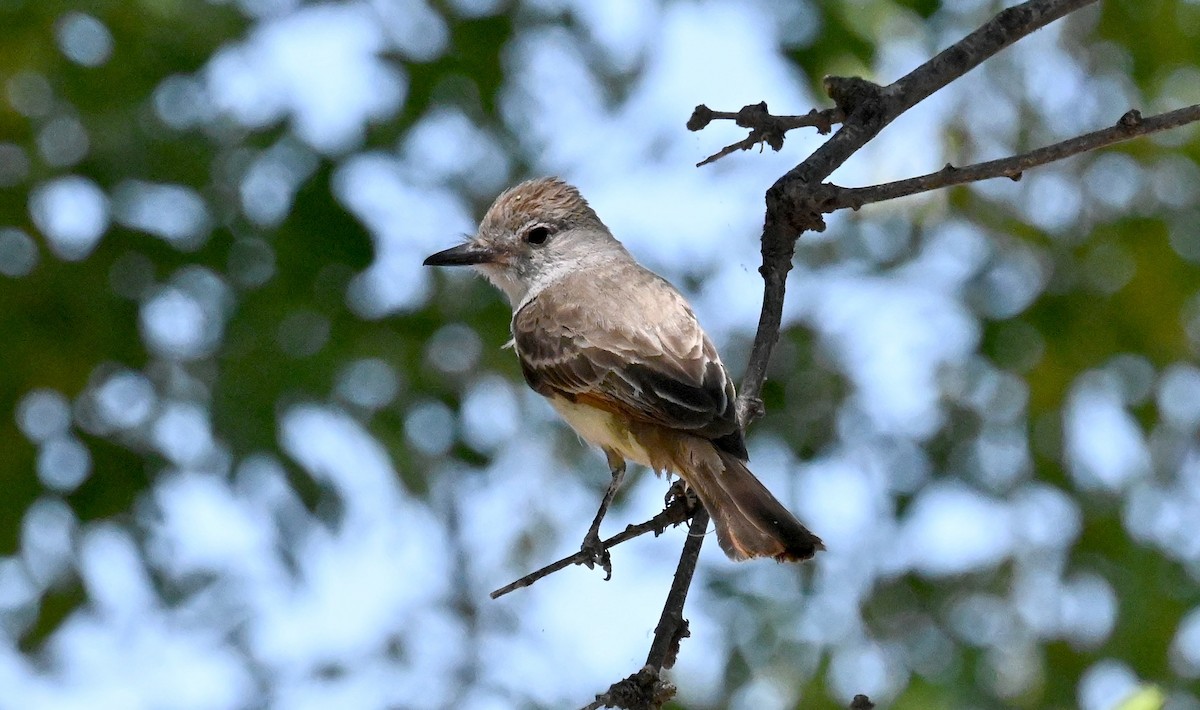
[581,450,626,579]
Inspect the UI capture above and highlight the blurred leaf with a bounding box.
[1114,685,1167,710]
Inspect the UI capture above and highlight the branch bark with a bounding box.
[745,0,1101,420]
[594,1,1103,708]
[688,102,844,167]
[491,488,695,599]
[809,105,1200,212]
[582,510,708,710]
[579,2,1200,708]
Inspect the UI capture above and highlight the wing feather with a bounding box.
[512,267,745,455]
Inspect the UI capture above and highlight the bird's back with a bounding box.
[512,261,747,458]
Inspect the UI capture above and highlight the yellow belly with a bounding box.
[548,395,656,469]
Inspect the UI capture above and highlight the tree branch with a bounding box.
[743,0,1100,424]
[809,105,1200,212]
[580,666,674,710]
[582,510,709,710]
[582,3,1193,709]
[644,509,707,671]
[766,0,1096,234]
[688,102,844,167]
[491,489,696,599]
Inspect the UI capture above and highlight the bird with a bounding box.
[423,177,823,568]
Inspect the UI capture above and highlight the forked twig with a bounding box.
[689,102,845,167]
[491,488,696,599]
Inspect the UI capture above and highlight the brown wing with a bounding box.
[512,267,746,456]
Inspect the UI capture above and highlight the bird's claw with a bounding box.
[580,531,613,581]
[664,479,696,509]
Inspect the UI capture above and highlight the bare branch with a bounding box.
[583,510,709,709]
[811,105,1200,212]
[741,0,1100,419]
[637,9,1112,708]
[490,490,695,599]
[581,666,675,710]
[689,102,844,167]
[644,509,707,672]
[778,0,1102,226]
[583,3,1183,708]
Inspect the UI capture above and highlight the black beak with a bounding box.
[423,242,497,267]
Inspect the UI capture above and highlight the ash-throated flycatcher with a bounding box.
[424,177,822,564]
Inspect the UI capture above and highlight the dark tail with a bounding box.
[687,449,824,562]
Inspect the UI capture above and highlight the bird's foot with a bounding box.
[664,478,698,511]
[580,530,613,581]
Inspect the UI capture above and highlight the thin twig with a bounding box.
[695,134,768,168]
[491,491,694,599]
[644,509,707,671]
[690,102,844,167]
[584,510,709,710]
[811,105,1200,211]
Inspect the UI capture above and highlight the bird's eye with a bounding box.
[525,226,551,245]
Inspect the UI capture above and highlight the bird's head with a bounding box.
[423,177,616,305]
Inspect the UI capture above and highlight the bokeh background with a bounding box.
[2,0,1200,708]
